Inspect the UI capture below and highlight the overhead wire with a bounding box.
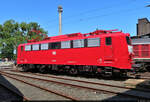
[59,7,145,34]
[46,6,144,30]
[44,0,137,28]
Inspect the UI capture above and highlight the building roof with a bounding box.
[138,18,150,23]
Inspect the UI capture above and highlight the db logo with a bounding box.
[52,51,56,55]
[97,58,102,63]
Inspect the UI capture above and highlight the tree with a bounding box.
[0,19,48,60]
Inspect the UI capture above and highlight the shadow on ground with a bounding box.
[100,79,150,101]
[0,73,24,102]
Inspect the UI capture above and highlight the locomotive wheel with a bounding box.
[139,63,147,72]
[22,65,28,72]
[69,68,78,75]
[146,66,150,72]
[39,68,46,73]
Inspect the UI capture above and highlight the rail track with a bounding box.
[0,65,13,68]
[131,75,150,80]
[1,70,150,100]
[128,72,150,80]
[11,70,150,93]
[0,71,79,101]
[0,80,29,101]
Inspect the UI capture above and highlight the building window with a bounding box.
[41,43,48,50]
[61,41,71,49]
[25,45,31,51]
[50,42,61,49]
[87,38,100,47]
[105,37,112,45]
[32,44,39,51]
[73,39,84,48]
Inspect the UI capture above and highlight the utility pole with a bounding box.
[58,5,63,35]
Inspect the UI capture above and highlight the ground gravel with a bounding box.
[1,71,143,101]
[0,75,70,101]
[5,71,150,98]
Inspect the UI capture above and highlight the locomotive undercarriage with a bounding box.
[133,62,150,72]
[18,64,128,77]
[132,58,150,72]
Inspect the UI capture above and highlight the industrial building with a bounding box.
[132,18,150,44]
[137,18,150,36]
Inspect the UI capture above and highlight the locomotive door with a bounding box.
[20,46,24,61]
[104,37,113,63]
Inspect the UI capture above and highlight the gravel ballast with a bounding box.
[0,71,145,101]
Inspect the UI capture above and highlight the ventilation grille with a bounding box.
[133,45,139,57]
[141,44,149,57]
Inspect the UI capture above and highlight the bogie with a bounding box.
[18,64,128,77]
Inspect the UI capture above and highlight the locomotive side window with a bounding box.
[32,44,39,51]
[50,42,61,49]
[73,39,84,48]
[87,38,100,47]
[41,43,48,50]
[105,37,112,45]
[84,39,87,47]
[21,46,24,51]
[25,45,31,51]
[71,40,73,48]
[126,36,131,45]
[61,41,71,49]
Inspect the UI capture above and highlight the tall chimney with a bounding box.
[58,5,63,35]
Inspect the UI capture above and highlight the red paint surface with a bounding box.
[17,30,132,70]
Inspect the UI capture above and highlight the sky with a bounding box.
[0,0,150,37]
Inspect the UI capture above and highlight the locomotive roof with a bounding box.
[132,37,150,45]
[19,30,130,46]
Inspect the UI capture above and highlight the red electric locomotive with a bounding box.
[17,29,133,76]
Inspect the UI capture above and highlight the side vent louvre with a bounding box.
[133,45,139,57]
[141,44,149,57]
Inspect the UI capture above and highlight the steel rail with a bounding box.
[127,72,150,80]
[140,77,150,79]
[2,71,150,100]
[12,70,150,93]
[0,72,79,101]
[128,75,150,80]
[0,81,29,101]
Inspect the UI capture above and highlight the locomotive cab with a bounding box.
[17,45,24,64]
[110,35,132,76]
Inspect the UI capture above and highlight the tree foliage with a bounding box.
[0,19,48,60]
